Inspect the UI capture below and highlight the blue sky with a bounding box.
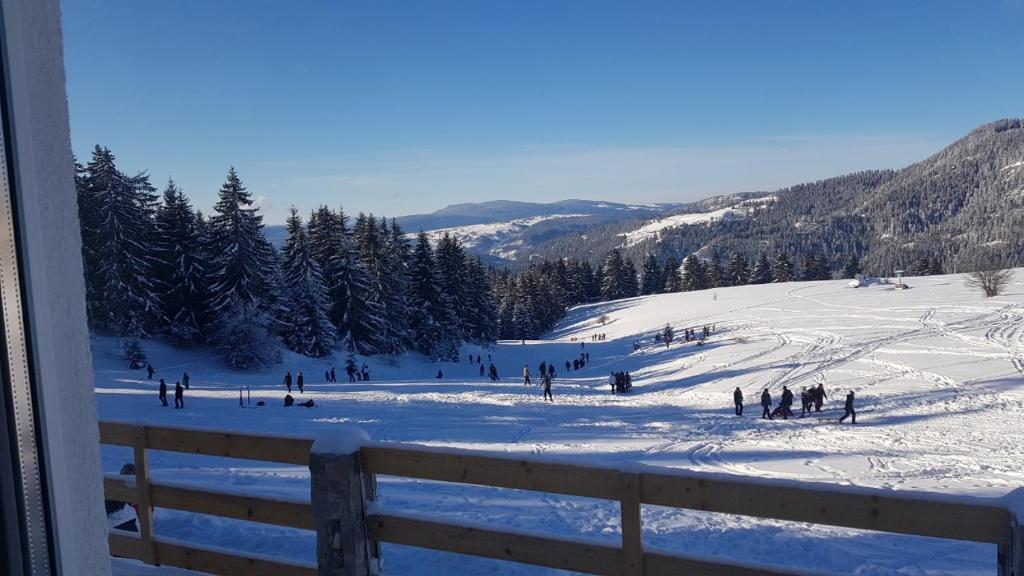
[62,0,1024,223]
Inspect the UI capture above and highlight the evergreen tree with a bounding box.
[816,254,831,280]
[802,253,820,281]
[842,254,862,279]
[408,232,454,357]
[308,206,349,330]
[206,167,277,312]
[662,255,683,292]
[727,252,749,286]
[434,233,468,340]
[600,250,631,300]
[707,248,726,288]
[749,252,773,284]
[153,179,209,344]
[280,207,336,357]
[205,167,280,366]
[911,256,932,276]
[77,146,161,334]
[463,255,499,343]
[928,257,944,275]
[640,253,664,295]
[681,254,707,291]
[772,253,795,283]
[622,259,640,298]
[376,219,413,354]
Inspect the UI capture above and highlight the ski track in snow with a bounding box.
[98,274,1024,575]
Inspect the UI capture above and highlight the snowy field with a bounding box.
[98,272,1024,575]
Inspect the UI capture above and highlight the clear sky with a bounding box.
[61,0,1024,223]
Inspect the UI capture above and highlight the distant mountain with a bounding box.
[397,199,685,266]
[529,119,1024,276]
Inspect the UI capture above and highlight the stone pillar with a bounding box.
[310,429,380,576]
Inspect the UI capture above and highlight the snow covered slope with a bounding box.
[619,196,776,247]
[95,271,1024,575]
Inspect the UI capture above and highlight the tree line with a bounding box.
[76,145,498,369]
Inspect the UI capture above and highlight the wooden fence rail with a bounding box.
[99,421,1022,576]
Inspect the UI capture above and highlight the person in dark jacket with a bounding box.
[437,369,443,379]
[565,360,572,372]
[174,381,184,409]
[488,363,499,381]
[158,379,168,407]
[760,388,773,420]
[146,364,154,380]
[814,382,827,412]
[542,373,553,401]
[479,364,485,377]
[284,371,293,393]
[539,361,547,379]
[547,364,555,379]
[839,391,856,424]
[330,367,337,383]
[297,371,304,393]
[780,386,794,419]
[182,372,190,389]
[733,387,743,416]
[800,388,812,417]
[284,394,294,407]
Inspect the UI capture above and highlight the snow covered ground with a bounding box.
[620,196,776,247]
[99,271,1024,575]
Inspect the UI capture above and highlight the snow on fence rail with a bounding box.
[98,421,1024,576]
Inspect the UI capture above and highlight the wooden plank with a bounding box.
[368,513,621,575]
[99,421,137,447]
[108,531,144,560]
[362,446,622,501]
[149,482,314,530]
[133,427,157,565]
[143,424,312,465]
[153,538,317,576]
[103,475,137,504]
[640,471,1010,544]
[619,472,642,575]
[644,550,820,576]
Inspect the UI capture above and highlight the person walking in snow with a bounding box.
[346,365,356,383]
[158,379,168,407]
[182,372,190,389]
[436,370,443,379]
[780,386,794,419]
[800,388,811,417]
[814,382,827,412]
[479,363,485,377]
[297,371,304,393]
[542,373,553,401]
[760,388,773,420]
[547,364,555,380]
[362,364,370,382]
[489,363,499,382]
[174,381,184,409]
[330,367,337,383]
[146,364,154,380]
[539,361,547,379]
[839,391,856,424]
[610,372,617,394]
[733,387,743,416]
[565,360,572,373]
[523,365,532,385]
[284,371,293,393]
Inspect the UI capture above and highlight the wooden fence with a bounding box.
[99,421,1022,576]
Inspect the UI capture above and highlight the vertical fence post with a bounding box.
[310,430,380,576]
[620,472,643,575]
[133,425,157,565]
[1000,517,1022,576]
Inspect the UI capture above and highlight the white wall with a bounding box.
[1,0,111,572]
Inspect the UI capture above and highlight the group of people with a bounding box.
[684,324,714,342]
[590,334,607,342]
[733,382,856,423]
[565,350,590,372]
[345,363,370,382]
[522,363,555,400]
[157,375,187,409]
[610,371,632,393]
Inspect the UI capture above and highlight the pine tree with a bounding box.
[280,207,336,357]
[308,206,349,330]
[408,232,454,357]
[662,255,683,292]
[816,254,831,280]
[205,168,280,366]
[749,252,773,284]
[911,256,931,276]
[622,259,640,298]
[376,219,413,354]
[434,233,468,341]
[640,253,664,295]
[463,255,499,343]
[727,252,749,286]
[600,250,630,300]
[707,248,726,288]
[681,254,707,291]
[206,167,277,312]
[928,257,944,275]
[77,146,161,334]
[802,253,820,281]
[335,226,386,355]
[772,253,795,283]
[842,254,862,279]
[153,179,210,344]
